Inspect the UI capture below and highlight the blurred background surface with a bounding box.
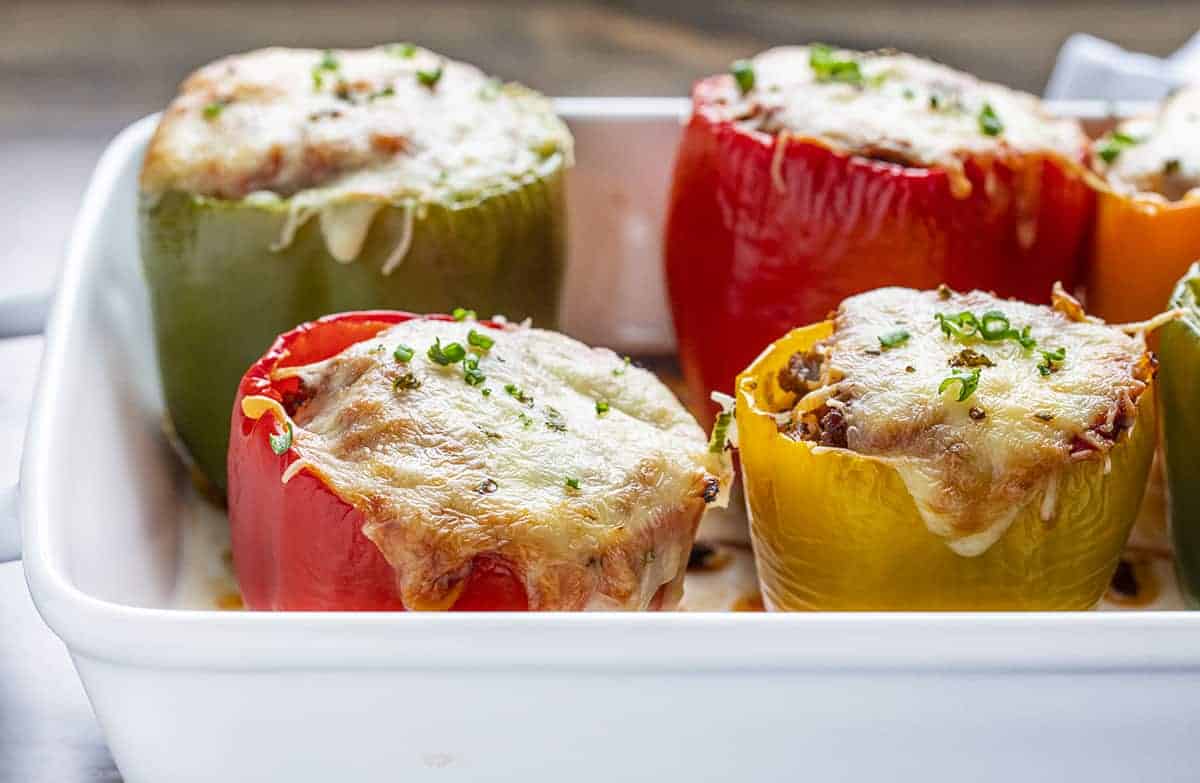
[2,2,1200,781]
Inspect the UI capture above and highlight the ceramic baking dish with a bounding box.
[5,99,1200,783]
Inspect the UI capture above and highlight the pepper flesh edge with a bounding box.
[227,310,532,611]
[665,75,1094,424]
[734,321,1156,611]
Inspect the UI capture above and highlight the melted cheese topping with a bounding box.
[140,46,571,266]
[711,46,1085,191]
[1098,86,1200,201]
[788,287,1150,556]
[269,319,729,610]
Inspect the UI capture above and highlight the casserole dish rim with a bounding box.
[20,102,1200,676]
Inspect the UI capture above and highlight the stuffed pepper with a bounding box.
[140,45,572,491]
[1160,263,1200,605]
[665,45,1093,421]
[229,311,731,611]
[734,284,1161,610]
[1089,87,1200,323]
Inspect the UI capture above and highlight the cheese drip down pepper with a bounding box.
[734,286,1158,611]
[227,311,729,611]
[665,46,1093,422]
[1159,264,1200,606]
[140,45,571,492]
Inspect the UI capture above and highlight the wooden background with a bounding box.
[2,2,1199,780]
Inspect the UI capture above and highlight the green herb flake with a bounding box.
[387,42,418,58]
[1097,131,1141,164]
[1037,347,1066,376]
[428,338,466,365]
[463,357,486,386]
[369,85,396,101]
[730,59,756,94]
[393,344,415,363]
[504,383,533,406]
[269,421,293,455]
[393,372,421,391]
[467,329,494,350]
[595,400,610,416]
[202,101,226,120]
[417,64,443,89]
[878,329,910,349]
[565,476,582,491]
[809,43,863,86]
[613,356,632,376]
[482,387,492,396]
[518,411,533,428]
[978,103,1004,136]
[318,50,340,71]
[709,411,733,454]
[452,307,476,322]
[938,367,981,402]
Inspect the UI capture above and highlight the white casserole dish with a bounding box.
[6,99,1200,783]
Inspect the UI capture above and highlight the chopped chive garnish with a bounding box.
[311,70,324,90]
[938,367,981,402]
[482,387,492,396]
[565,476,581,491]
[613,356,632,376]
[203,101,226,120]
[936,310,1037,351]
[730,59,756,94]
[467,329,494,350]
[452,307,475,322]
[935,311,979,340]
[393,372,421,391]
[809,44,863,86]
[978,310,1011,341]
[463,357,486,386]
[428,338,466,365]
[369,86,396,101]
[978,103,1003,136]
[417,64,443,88]
[269,421,293,455]
[504,383,533,405]
[318,50,340,71]
[1037,347,1066,376]
[393,344,414,363]
[878,329,910,349]
[709,411,733,454]
[518,411,533,427]
[596,400,610,415]
[1097,131,1141,164]
[387,42,417,58]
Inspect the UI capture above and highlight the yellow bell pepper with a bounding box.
[735,322,1157,611]
[1088,191,1200,324]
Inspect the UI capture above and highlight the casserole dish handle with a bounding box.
[0,287,47,561]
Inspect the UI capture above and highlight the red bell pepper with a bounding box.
[664,75,1095,420]
[228,311,529,611]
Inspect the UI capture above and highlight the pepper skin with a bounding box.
[1087,193,1200,323]
[664,76,1094,421]
[1159,263,1200,606]
[142,168,565,493]
[734,322,1156,611]
[228,311,529,611]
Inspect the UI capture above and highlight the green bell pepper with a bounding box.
[1161,262,1200,605]
[141,168,566,493]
